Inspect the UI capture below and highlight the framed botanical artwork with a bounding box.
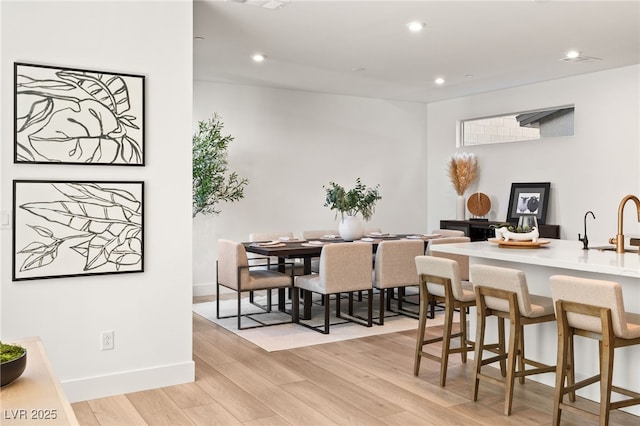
[13,180,144,281]
[507,182,551,224]
[14,62,145,165]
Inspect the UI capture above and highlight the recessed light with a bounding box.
[434,77,445,85]
[194,36,205,40]
[406,21,426,32]
[565,50,580,59]
[252,53,266,63]
[351,67,366,72]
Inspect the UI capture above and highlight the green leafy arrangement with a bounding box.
[324,178,381,221]
[0,342,25,363]
[491,223,534,233]
[192,114,249,217]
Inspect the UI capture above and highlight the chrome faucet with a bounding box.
[609,195,640,254]
[578,211,595,250]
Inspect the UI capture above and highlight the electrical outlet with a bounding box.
[101,330,114,350]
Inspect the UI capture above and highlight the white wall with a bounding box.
[1,1,194,401]
[193,82,428,293]
[427,65,640,245]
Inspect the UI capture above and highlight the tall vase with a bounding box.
[456,195,466,220]
[339,215,364,241]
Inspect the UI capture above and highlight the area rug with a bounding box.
[193,292,455,352]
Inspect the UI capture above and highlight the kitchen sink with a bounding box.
[591,245,639,253]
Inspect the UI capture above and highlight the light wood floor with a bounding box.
[72,296,639,425]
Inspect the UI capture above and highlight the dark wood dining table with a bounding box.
[244,233,442,319]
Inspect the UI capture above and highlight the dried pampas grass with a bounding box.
[449,152,478,195]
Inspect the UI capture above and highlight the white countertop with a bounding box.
[429,239,640,279]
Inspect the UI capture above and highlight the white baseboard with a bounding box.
[193,281,216,296]
[193,282,234,297]
[62,360,195,403]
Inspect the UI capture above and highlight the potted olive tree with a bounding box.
[324,178,381,241]
[192,114,249,217]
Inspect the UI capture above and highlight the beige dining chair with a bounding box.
[470,264,556,416]
[300,229,339,240]
[293,242,374,334]
[363,227,382,235]
[248,231,304,307]
[414,255,476,386]
[300,229,339,273]
[433,229,466,237]
[248,231,296,267]
[216,239,295,330]
[373,239,424,325]
[248,231,304,272]
[549,275,640,426]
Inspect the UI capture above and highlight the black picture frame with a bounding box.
[12,180,144,281]
[14,62,145,166]
[506,182,551,224]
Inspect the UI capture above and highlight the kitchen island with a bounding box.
[429,238,640,416]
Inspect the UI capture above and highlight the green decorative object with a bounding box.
[1,342,27,387]
[323,178,381,221]
[192,114,249,217]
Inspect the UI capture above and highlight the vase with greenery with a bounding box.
[192,114,249,217]
[324,178,381,240]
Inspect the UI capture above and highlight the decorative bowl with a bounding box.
[495,226,539,242]
[1,350,27,387]
[493,215,540,242]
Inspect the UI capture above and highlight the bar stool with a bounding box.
[414,255,475,386]
[470,264,556,415]
[550,275,640,426]
[427,236,471,318]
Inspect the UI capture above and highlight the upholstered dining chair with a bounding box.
[248,231,304,272]
[363,227,382,235]
[300,229,339,273]
[293,242,374,334]
[216,239,295,330]
[549,275,640,426]
[248,231,296,268]
[373,239,424,325]
[432,228,466,237]
[414,255,476,386]
[249,231,294,242]
[247,231,303,309]
[300,229,339,239]
[470,264,556,416]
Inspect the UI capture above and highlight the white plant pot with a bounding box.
[339,215,364,241]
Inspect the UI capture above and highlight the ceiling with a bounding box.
[193,0,640,103]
